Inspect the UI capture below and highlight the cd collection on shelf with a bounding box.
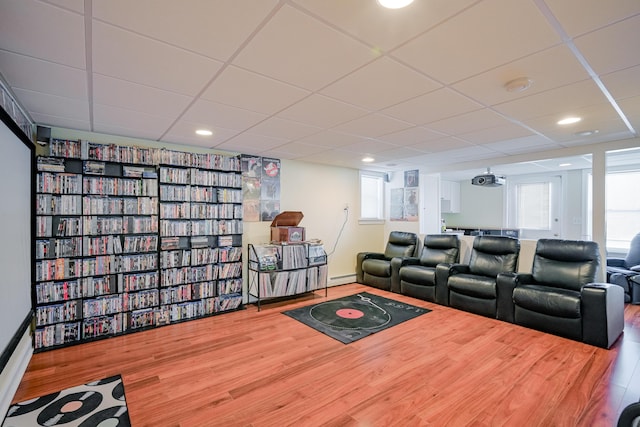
[33,138,244,350]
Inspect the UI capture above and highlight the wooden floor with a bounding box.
[11,284,640,426]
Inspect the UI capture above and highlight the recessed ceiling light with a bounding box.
[574,130,599,137]
[559,163,572,167]
[504,77,533,93]
[377,0,414,9]
[195,129,213,136]
[557,117,581,125]
[362,156,375,163]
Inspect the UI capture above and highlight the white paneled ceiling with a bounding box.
[0,0,639,173]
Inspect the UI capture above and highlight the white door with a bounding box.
[507,175,562,239]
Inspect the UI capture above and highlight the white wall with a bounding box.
[442,180,505,229]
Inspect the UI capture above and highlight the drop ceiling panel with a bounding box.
[93,103,173,140]
[162,121,240,148]
[277,94,368,128]
[93,74,192,119]
[30,112,90,131]
[92,21,223,96]
[0,51,87,100]
[332,113,413,138]
[201,66,310,115]
[574,15,640,76]
[337,137,397,155]
[320,57,441,111]
[249,117,321,140]
[215,132,288,155]
[93,0,278,61]
[522,103,626,141]
[393,0,560,84]
[0,0,85,68]
[44,0,84,14]
[409,137,474,153]
[373,146,429,162]
[294,130,368,149]
[378,126,447,145]
[427,108,516,136]
[601,65,640,101]
[492,80,609,121]
[382,88,483,125]
[257,141,329,157]
[12,88,89,122]
[452,45,590,107]
[482,135,561,155]
[292,0,477,52]
[457,123,535,145]
[544,0,640,37]
[179,99,268,132]
[232,5,374,91]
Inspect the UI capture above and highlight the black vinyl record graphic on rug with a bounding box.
[283,292,431,344]
[309,296,391,330]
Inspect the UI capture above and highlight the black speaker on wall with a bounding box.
[36,125,51,146]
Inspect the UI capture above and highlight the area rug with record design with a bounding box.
[2,374,130,427]
[283,292,431,344]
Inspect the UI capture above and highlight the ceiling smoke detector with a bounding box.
[504,77,533,93]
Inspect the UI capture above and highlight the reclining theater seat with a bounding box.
[607,231,640,304]
[437,235,520,317]
[511,239,624,349]
[356,231,419,292]
[398,234,460,302]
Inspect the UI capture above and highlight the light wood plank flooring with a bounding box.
[11,284,640,426]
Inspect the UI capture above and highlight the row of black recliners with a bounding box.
[356,231,625,349]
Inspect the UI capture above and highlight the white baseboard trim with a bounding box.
[0,329,32,418]
[328,274,356,287]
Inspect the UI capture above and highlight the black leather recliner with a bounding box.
[509,239,624,349]
[607,232,640,304]
[437,235,520,318]
[356,231,419,292]
[397,234,460,302]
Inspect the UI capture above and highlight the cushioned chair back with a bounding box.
[420,234,460,267]
[384,231,418,259]
[468,235,520,277]
[532,239,600,292]
[624,232,640,268]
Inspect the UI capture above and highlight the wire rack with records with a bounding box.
[248,242,327,310]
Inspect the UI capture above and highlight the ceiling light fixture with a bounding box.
[195,129,213,136]
[504,77,533,93]
[377,0,414,9]
[362,156,375,163]
[557,117,581,125]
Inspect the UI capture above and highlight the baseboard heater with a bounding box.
[329,274,356,286]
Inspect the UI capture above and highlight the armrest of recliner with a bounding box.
[581,283,625,349]
[356,252,386,283]
[607,258,626,267]
[496,272,520,323]
[435,263,470,306]
[390,256,420,293]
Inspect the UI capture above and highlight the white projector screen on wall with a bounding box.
[0,116,32,361]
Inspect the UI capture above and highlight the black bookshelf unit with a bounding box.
[32,139,244,351]
[248,242,328,310]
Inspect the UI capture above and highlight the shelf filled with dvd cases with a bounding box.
[82,160,159,337]
[35,155,84,349]
[158,151,243,326]
[34,140,244,350]
[247,242,327,310]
